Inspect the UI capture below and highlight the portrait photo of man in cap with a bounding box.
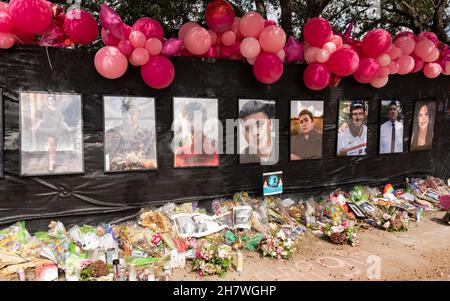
[337,100,369,157]
[238,99,278,165]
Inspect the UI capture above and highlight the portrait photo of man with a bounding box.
[104,96,157,172]
[290,101,324,160]
[337,100,369,157]
[173,97,219,168]
[379,100,404,154]
[238,99,278,165]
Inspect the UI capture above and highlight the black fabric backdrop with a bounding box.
[0,45,449,231]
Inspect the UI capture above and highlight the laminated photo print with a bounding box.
[232,206,253,229]
[171,213,229,238]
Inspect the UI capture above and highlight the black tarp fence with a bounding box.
[0,46,449,231]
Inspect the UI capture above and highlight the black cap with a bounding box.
[239,100,274,119]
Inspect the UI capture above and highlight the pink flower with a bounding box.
[276,247,282,254]
[342,221,348,227]
[151,234,162,245]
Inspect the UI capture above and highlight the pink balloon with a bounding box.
[8,0,52,34]
[253,52,284,84]
[117,39,133,56]
[240,37,260,59]
[414,39,434,59]
[423,47,439,62]
[377,66,390,78]
[362,29,392,58]
[128,54,139,67]
[376,54,391,67]
[423,63,441,78]
[304,46,320,63]
[329,35,343,49]
[370,76,389,88]
[162,38,183,57]
[353,57,380,83]
[283,36,301,63]
[178,22,200,41]
[205,0,235,33]
[63,9,98,45]
[206,46,218,58]
[277,49,285,62]
[323,42,336,54]
[327,47,360,76]
[303,63,331,90]
[231,17,243,41]
[141,55,175,89]
[388,61,399,74]
[145,38,162,55]
[132,17,164,41]
[221,30,236,46]
[416,32,439,47]
[394,31,415,41]
[131,48,150,66]
[247,57,256,65]
[303,17,332,47]
[231,41,242,57]
[411,54,424,73]
[99,4,126,39]
[94,46,128,79]
[129,31,146,48]
[442,61,450,75]
[315,49,330,63]
[396,54,414,75]
[101,28,120,46]
[387,45,402,60]
[258,25,286,53]
[394,36,415,55]
[0,2,8,13]
[0,31,14,49]
[208,29,217,45]
[0,11,12,33]
[184,26,212,55]
[239,12,264,38]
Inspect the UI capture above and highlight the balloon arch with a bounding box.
[0,0,449,90]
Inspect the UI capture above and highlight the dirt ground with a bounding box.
[173,211,450,281]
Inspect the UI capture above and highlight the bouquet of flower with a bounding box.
[322,220,358,246]
[381,208,409,232]
[259,223,296,260]
[193,241,233,277]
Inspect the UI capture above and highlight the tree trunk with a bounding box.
[306,0,331,18]
[431,0,449,43]
[279,0,293,36]
[255,0,267,19]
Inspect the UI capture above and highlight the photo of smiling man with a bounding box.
[337,100,369,157]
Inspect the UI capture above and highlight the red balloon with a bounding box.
[8,0,52,34]
[362,29,391,58]
[253,52,284,84]
[353,57,380,83]
[101,28,120,46]
[11,26,35,44]
[117,39,133,56]
[303,63,331,90]
[63,9,98,45]
[132,17,164,41]
[0,11,13,33]
[303,17,332,47]
[205,0,235,33]
[327,47,360,77]
[220,45,233,58]
[264,20,277,27]
[141,55,175,89]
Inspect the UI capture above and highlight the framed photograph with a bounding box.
[347,203,366,219]
[238,99,278,165]
[410,100,436,152]
[379,100,404,154]
[171,213,228,238]
[103,96,157,172]
[356,200,376,215]
[336,99,369,157]
[290,100,324,160]
[20,92,84,176]
[0,89,3,179]
[173,97,219,168]
[232,206,252,229]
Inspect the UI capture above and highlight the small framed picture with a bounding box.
[233,206,252,229]
[347,203,366,219]
[356,200,376,215]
